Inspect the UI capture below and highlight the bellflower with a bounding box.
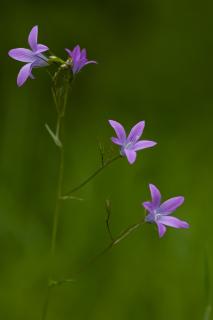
[109,120,157,164]
[65,45,97,75]
[8,25,49,86]
[143,184,189,238]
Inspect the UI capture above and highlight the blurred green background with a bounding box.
[0,0,212,319]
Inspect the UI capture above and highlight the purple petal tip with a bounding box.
[182,221,190,229]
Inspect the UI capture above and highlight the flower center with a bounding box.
[155,213,161,221]
[124,141,133,150]
[33,53,49,67]
[152,209,161,222]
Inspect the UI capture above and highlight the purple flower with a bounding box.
[109,120,157,164]
[65,45,97,75]
[8,25,49,87]
[143,184,189,238]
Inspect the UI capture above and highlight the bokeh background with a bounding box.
[0,0,212,319]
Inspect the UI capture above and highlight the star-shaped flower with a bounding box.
[109,120,157,164]
[8,25,49,86]
[65,45,97,75]
[143,184,189,238]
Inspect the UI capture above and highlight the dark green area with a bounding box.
[0,0,212,319]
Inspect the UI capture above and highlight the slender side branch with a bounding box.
[84,220,144,270]
[105,199,114,241]
[62,154,121,198]
[98,142,105,167]
[53,219,145,286]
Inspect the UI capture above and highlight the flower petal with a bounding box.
[124,149,137,164]
[133,140,157,151]
[65,48,72,57]
[31,54,48,67]
[28,25,38,51]
[8,48,35,62]
[160,196,184,214]
[143,201,155,212]
[81,48,87,59]
[157,223,167,238]
[72,45,81,60]
[77,59,97,73]
[17,63,32,87]
[149,184,161,208]
[159,216,189,229]
[72,61,79,74]
[75,58,87,72]
[111,137,123,145]
[127,121,145,143]
[36,44,49,53]
[109,120,126,142]
[30,72,35,79]
[85,60,97,65]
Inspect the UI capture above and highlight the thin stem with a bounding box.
[54,220,145,286]
[55,116,62,140]
[41,285,52,320]
[204,306,212,320]
[80,220,144,272]
[62,154,121,197]
[41,74,69,318]
[105,199,114,241]
[51,130,64,257]
[113,221,143,246]
[41,115,64,320]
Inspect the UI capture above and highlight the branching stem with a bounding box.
[62,154,121,198]
[52,219,145,286]
[41,79,121,319]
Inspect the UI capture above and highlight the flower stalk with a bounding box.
[50,134,64,257]
[61,154,121,198]
[41,64,117,319]
[41,71,71,320]
[48,218,145,288]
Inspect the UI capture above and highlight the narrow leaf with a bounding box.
[60,195,84,201]
[45,123,62,148]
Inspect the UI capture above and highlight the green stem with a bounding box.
[204,306,212,320]
[51,125,64,257]
[54,220,145,286]
[78,220,144,274]
[62,154,121,198]
[41,115,65,320]
[41,66,69,317]
[41,285,52,320]
[55,116,62,140]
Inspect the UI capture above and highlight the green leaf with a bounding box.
[45,123,62,148]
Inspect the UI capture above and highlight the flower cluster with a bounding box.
[9,25,189,238]
[109,121,189,237]
[8,25,97,86]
